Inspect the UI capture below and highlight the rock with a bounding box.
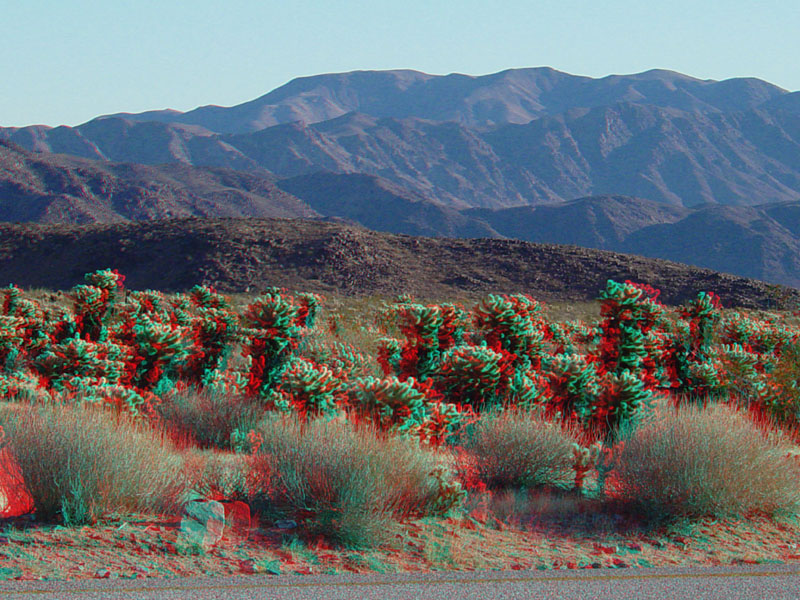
[181,500,225,547]
[275,519,297,530]
[94,569,112,579]
[0,448,35,518]
[239,559,281,575]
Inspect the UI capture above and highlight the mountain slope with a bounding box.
[0,140,317,223]
[467,196,800,287]
[276,172,500,238]
[466,195,690,247]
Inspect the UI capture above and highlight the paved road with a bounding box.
[1,565,799,599]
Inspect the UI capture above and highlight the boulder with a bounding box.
[180,499,225,547]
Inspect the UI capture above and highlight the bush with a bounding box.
[249,414,449,547]
[460,407,581,490]
[614,402,800,519]
[156,387,264,450]
[0,403,186,524]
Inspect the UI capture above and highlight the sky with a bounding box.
[2,0,799,127]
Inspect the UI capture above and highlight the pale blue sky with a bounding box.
[2,0,798,127]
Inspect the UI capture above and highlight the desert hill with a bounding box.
[5,141,800,287]
[0,217,794,310]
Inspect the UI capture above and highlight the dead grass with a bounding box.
[459,407,581,491]
[249,413,447,548]
[0,403,187,524]
[156,387,265,450]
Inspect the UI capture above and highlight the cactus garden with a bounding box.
[1,270,800,580]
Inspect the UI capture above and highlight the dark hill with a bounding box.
[466,196,689,247]
[0,217,794,309]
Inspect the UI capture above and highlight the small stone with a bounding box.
[275,519,297,530]
[94,569,111,579]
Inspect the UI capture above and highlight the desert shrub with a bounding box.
[614,402,800,519]
[460,407,581,491]
[248,414,451,547]
[156,387,264,450]
[182,449,252,502]
[0,403,186,524]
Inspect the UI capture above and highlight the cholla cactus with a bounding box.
[33,337,128,389]
[543,353,601,425]
[241,293,302,398]
[182,306,239,383]
[295,292,323,329]
[680,291,722,363]
[377,301,467,381]
[72,269,125,342]
[270,357,344,418]
[126,315,188,390]
[473,294,545,363]
[435,344,509,409]
[597,280,663,375]
[301,339,375,379]
[571,442,600,494]
[716,343,768,400]
[347,375,430,435]
[594,370,654,437]
[0,316,23,372]
[189,284,231,310]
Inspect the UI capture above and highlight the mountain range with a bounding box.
[3,68,800,209]
[2,67,800,292]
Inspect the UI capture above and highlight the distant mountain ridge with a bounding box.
[0,140,317,223]
[95,67,787,133]
[3,66,800,292]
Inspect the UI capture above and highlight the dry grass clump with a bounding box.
[0,403,186,525]
[460,407,581,491]
[156,388,264,450]
[249,413,447,547]
[614,402,800,520]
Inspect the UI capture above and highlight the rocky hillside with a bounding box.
[0,217,795,309]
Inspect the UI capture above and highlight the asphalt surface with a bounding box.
[1,565,799,599]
